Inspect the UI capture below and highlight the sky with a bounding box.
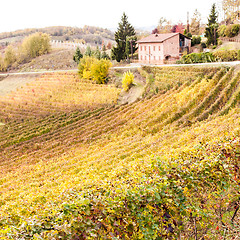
[0,0,223,33]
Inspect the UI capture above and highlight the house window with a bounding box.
[145,56,147,60]
[140,46,142,51]
[141,55,143,60]
[154,56,156,60]
[144,46,146,51]
[159,56,161,60]
[153,46,156,51]
[159,46,161,51]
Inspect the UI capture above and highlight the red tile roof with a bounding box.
[137,33,179,43]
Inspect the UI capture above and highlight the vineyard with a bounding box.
[0,66,240,239]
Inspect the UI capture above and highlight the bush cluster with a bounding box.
[122,71,134,91]
[218,24,240,38]
[191,36,201,46]
[213,49,240,62]
[179,52,215,64]
[179,49,240,64]
[78,56,112,84]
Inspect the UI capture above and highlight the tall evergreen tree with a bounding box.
[73,47,83,64]
[111,13,137,62]
[205,3,219,46]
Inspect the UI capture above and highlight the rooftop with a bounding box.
[137,33,188,43]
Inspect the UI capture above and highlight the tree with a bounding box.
[190,9,201,35]
[111,13,137,62]
[21,32,51,59]
[4,45,17,68]
[152,28,159,34]
[157,17,172,33]
[84,45,92,56]
[93,46,101,60]
[73,47,83,64]
[222,0,240,24]
[205,4,219,46]
[101,44,110,59]
[171,23,184,33]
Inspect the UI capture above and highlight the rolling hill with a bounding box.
[0,66,240,239]
[0,26,114,48]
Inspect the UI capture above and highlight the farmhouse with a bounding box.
[137,33,191,64]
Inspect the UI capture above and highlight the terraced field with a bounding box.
[0,67,240,239]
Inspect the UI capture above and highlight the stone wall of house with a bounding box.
[163,35,180,59]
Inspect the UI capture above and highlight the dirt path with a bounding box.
[0,74,40,96]
[118,73,146,105]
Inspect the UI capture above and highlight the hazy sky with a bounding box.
[1,0,223,33]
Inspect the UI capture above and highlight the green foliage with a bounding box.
[218,24,227,37]
[201,42,207,49]
[191,36,201,46]
[78,56,112,83]
[101,45,110,60]
[122,71,134,91]
[213,49,239,61]
[225,24,240,38]
[73,47,83,64]
[180,52,216,64]
[205,3,219,46]
[93,46,101,60]
[84,45,92,57]
[21,32,51,59]
[111,13,137,62]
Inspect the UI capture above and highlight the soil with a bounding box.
[0,74,39,96]
[118,71,146,105]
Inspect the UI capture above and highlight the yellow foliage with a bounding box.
[4,45,17,68]
[90,59,112,84]
[78,56,112,84]
[122,71,134,91]
[21,32,51,59]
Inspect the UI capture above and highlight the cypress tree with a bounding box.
[205,4,219,46]
[111,13,137,62]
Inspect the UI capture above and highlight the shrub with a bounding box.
[201,42,207,49]
[90,59,112,84]
[122,71,134,91]
[21,32,51,60]
[213,50,238,61]
[78,56,95,79]
[181,52,215,64]
[191,36,201,46]
[218,24,227,37]
[78,56,112,84]
[225,24,240,38]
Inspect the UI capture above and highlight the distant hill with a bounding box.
[0,26,115,47]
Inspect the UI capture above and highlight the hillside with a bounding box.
[0,66,240,239]
[0,26,114,48]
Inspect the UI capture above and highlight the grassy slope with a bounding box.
[0,67,240,239]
